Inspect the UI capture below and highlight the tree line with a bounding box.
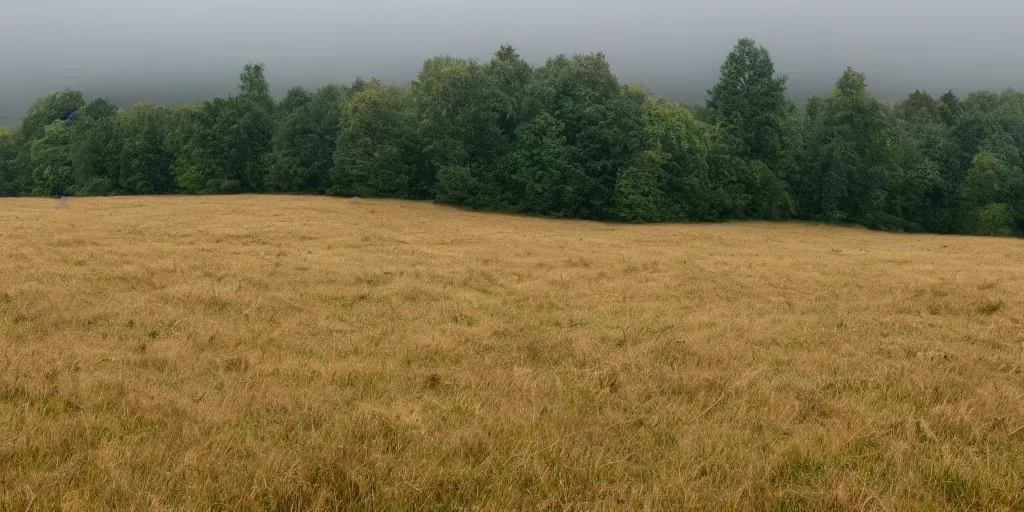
[1,39,1022,237]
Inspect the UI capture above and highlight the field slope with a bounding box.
[1,195,1023,510]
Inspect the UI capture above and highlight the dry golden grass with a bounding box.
[1,195,1023,511]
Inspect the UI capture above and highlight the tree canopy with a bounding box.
[1,42,1021,237]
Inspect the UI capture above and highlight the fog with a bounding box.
[2,0,1022,127]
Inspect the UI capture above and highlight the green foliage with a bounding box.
[268,85,345,194]
[11,90,87,196]
[938,91,962,127]
[972,203,1014,236]
[414,55,508,207]
[332,85,420,198]
[1008,174,1024,235]
[30,121,75,196]
[434,165,480,205]
[3,41,1023,237]
[164,105,204,193]
[80,177,115,196]
[525,54,647,218]
[114,103,176,194]
[953,90,1024,172]
[0,127,21,196]
[187,63,276,193]
[511,112,581,216]
[705,39,798,220]
[19,89,85,141]
[800,68,892,226]
[69,103,120,195]
[743,159,796,220]
[487,46,533,140]
[642,98,736,221]
[204,179,242,194]
[961,153,1008,209]
[707,39,795,180]
[81,98,119,121]
[895,90,940,124]
[959,152,1020,236]
[235,63,276,191]
[277,86,313,116]
[482,46,535,206]
[613,150,668,222]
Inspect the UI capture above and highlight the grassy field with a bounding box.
[1,195,1022,511]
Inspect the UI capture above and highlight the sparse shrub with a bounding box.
[204,178,242,194]
[219,179,242,194]
[434,165,479,205]
[978,299,1004,315]
[972,203,1014,237]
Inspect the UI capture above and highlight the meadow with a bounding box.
[1,195,1022,510]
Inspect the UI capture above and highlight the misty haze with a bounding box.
[2,0,1022,125]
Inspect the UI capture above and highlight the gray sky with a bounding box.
[2,0,1022,126]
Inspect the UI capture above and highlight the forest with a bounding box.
[1,39,1022,237]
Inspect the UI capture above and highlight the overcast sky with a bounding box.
[1,0,1022,126]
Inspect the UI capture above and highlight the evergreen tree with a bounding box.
[802,68,889,225]
[707,40,792,172]
[235,63,276,191]
[707,38,797,217]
